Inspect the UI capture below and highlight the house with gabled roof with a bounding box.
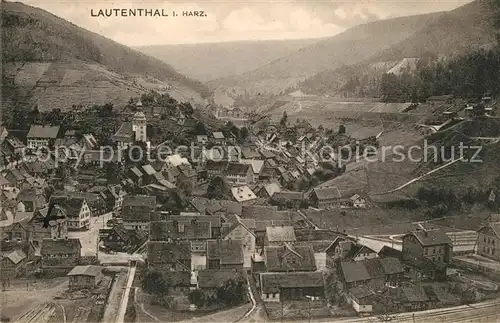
[41,238,82,273]
[27,125,60,149]
[147,241,191,271]
[121,195,156,231]
[476,221,500,261]
[226,163,253,186]
[207,239,244,270]
[402,229,452,264]
[264,226,296,246]
[0,248,27,278]
[29,206,67,242]
[340,257,404,290]
[48,196,90,231]
[259,271,324,303]
[67,265,103,291]
[264,243,316,272]
[221,214,256,268]
[212,132,226,145]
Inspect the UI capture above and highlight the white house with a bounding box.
[27,125,60,149]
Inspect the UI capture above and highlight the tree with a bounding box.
[280,111,288,128]
[216,277,247,307]
[188,289,205,308]
[177,175,194,195]
[142,270,170,297]
[206,176,230,199]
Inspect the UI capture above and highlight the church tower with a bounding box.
[132,100,147,142]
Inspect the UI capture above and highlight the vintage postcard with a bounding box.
[1,0,500,322]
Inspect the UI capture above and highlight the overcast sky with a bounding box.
[21,0,473,46]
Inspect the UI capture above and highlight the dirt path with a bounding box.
[1,279,67,321]
[102,272,127,323]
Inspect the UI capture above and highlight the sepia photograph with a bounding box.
[1,0,500,322]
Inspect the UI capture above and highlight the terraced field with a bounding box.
[3,62,202,111]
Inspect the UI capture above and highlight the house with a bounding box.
[222,214,256,268]
[340,257,404,290]
[349,286,375,316]
[29,206,68,242]
[206,239,244,269]
[309,187,342,208]
[256,182,281,199]
[150,219,212,242]
[67,265,103,290]
[205,160,228,179]
[350,194,367,208]
[264,243,316,272]
[27,125,60,149]
[347,245,379,262]
[226,163,253,186]
[40,238,82,273]
[402,229,453,264]
[212,132,226,145]
[121,195,156,231]
[48,196,90,230]
[476,222,500,261]
[167,214,221,238]
[0,249,27,278]
[147,241,191,271]
[231,186,257,203]
[259,272,324,302]
[240,159,265,182]
[108,185,127,210]
[100,224,146,253]
[264,226,296,246]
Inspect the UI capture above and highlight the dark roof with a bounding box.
[147,241,191,265]
[67,265,102,277]
[378,246,403,258]
[123,195,156,209]
[48,196,85,218]
[264,244,316,272]
[197,269,244,289]
[153,220,211,240]
[189,197,223,214]
[218,200,242,215]
[349,286,374,300]
[404,229,452,247]
[226,163,251,176]
[260,272,324,293]
[341,261,371,283]
[341,257,404,283]
[205,160,228,172]
[41,238,82,255]
[0,249,27,264]
[207,239,244,265]
[265,226,296,242]
[151,216,219,241]
[312,187,342,200]
[272,191,304,201]
[27,125,60,139]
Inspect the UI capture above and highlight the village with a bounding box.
[1,93,500,323]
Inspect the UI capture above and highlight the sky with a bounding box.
[21,0,473,46]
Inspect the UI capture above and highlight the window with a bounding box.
[433,248,436,254]
[484,237,487,243]
[424,248,428,255]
